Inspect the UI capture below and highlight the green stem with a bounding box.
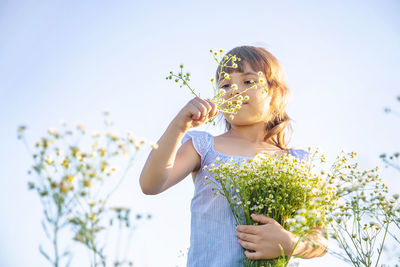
[283,238,301,267]
[332,225,358,266]
[170,74,199,97]
[53,215,60,267]
[375,220,389,267]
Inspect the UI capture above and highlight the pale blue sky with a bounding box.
[1,0,400,266]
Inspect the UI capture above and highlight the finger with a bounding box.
[244,249,262,260]
[236,225,259,235]
[238,239,258,251]
[206,99,218,117]
[188,102,202,120]
[192,99,208,120]
[199,98,213,117]
[251,214,276,225]
[236,232,258,243]
[190,100,207,120]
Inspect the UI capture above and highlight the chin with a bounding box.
[229,118,253,126]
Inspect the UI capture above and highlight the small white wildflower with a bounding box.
[286,218,295,225]
[297,208,307,214]
[244,96,250,101]
[45,155,53,165]
[219,89,226,95]
[231,84,238,90]
[92,132,101,138]
[224,73,230,79]
[295,215,306,224]
[48,128,56,135]
[353,182,360,190]
[151,143,159,149]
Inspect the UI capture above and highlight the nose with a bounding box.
[228,85,245,98]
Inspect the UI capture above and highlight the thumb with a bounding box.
[251,214,275,224]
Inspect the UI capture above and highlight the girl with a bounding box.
[139,45,328,266]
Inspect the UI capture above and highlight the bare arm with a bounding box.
[139,119,198,195]
[139,97,218,195]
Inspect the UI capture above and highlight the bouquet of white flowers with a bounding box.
[204,150,334,267]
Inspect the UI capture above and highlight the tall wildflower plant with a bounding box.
[379,94,400,260]
[166,49,268,125]
[324,150,399,267]
[17,112,154,267]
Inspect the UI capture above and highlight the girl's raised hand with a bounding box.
[173,97,219,131]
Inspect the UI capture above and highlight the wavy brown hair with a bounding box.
[215,45,294,152]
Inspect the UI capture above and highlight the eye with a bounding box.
[244,80,252,84]
[221,84,230,88]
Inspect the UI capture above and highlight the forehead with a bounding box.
[235,61,257,73]
[219,61,259,81]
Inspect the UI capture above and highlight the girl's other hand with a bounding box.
[173,97,219,131]
[235,214,296,260]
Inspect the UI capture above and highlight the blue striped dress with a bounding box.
[181,130,310,267]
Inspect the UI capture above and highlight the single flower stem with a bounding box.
[170,74,199,97]
[375,220,389,267]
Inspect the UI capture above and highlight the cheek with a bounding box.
[248,92,271,117]
[248,91,269,108]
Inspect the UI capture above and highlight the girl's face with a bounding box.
[219,61,271,126]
